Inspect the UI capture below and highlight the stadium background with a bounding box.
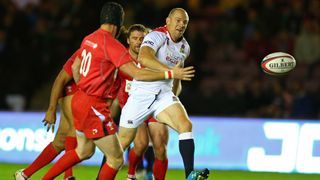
[0,0,319,179]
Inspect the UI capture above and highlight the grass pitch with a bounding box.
[1,163,319,180]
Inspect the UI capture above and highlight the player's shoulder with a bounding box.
[142,27,167,47]
[181,37,190,47]
[147,26,168,38]
[83,29,114,42]
[153,26,168,34]
[81,29,101,48]
[84,29,125,50]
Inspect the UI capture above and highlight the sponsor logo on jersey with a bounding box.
[84,40,98,48]
[166,55,183,65]
[128,120,133,124]
[143,40,154,46]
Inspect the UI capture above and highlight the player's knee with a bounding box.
[115,156,124,168]
[153,144,167,160]
[154,148,167,160]
[52,138,65,152]
[51,142,64,152]
[76,148,94,160]
[179,120,192,133]
[108,155,124,169]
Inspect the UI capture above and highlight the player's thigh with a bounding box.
[119,91,156,129]
[156,103,192,133]
[149,122,168,146]
[118,126,137,150]
[75,132,95,159]
[133,123,149,153]
[52,96,74,150]
[59,95,76,136]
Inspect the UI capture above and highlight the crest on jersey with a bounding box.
[107,121,114,130]
[92,128,98,135]
[180,44,185,54]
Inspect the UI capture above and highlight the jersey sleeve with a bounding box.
[63,49,80,76]
[106,39,131,67]
[185,41,191,59]
[141,31,166,52]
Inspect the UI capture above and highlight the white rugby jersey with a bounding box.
[131,26,190,93]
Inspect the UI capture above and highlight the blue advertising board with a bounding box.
[0,112,319,173]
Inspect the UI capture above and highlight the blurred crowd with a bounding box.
[0,0,319,119]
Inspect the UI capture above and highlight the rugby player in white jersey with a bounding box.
[118,8,209,180]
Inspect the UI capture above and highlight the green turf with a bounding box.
[1,163,319,180]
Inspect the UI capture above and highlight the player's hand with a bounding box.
[42,110,56,133]
[172,66,195,81]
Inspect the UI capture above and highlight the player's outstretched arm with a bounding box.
[42,69,72,132]
[119,61,195,81]
[138,46,170,71]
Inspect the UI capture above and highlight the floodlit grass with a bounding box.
[2,163,320,180]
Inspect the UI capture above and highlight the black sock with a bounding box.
[96,156,107,180]
[179,139,195,178]
[145,146,155,172]
[137,160,144,171]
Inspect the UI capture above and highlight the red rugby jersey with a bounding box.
[76,28,131,99]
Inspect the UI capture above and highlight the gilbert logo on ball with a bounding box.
[261,52,296,75]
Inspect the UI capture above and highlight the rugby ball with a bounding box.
[261,52,296,75]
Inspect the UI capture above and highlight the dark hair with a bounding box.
[117,26,128,47]
[127,24,147,38]
[100,2,124,27]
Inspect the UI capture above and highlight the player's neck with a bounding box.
[100,24,116,37]
[129,48,138,60]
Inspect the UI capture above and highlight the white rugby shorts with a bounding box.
[119,89,181,128]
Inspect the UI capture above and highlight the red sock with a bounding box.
[98,163,118,180]
[128,149,143,176]
[63,136,77,179]
[23,143,59,177]
[153,158,168,180]
[42,150,81,180]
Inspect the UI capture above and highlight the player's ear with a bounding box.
[127,38,130,45]
[166,17,170,25]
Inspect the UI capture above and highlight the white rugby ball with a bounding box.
[261,52,296,75]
